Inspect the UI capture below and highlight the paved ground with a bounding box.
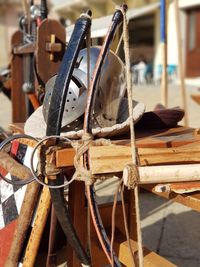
[133,83,200,128]
[1,83,200,266]
[141,192,200,267]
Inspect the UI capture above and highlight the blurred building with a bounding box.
[1,0,200,80]
[57,0,159,72]
[155,0,200,81]
[0,0,55,68]
[179,0,200,78]
[53,0,200,81]
[0,0,22,68]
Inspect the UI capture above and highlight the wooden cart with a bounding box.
[4,124,200,266]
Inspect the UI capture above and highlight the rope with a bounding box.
[45,146,61,177]
[117,5,144,267]
[120,183,136,266]
[110,179,123,266]
[115,33,123,55]
[71,134,113,185]
[115,18,129,55]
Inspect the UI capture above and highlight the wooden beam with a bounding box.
[5,182,41,267]
[11,31,27,123]
[56,143,200,171]
[154,181,200,194]
[191,94,200,105]
[56,144,200,184]
[22,187,51,267]
[124,164,200,185]
[88,144,200,174]
[174,0,188,126]
[119,239,177,267]
[142,184,200,213]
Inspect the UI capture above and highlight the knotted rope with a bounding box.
[71,133,113,185]
[117,5,144,267]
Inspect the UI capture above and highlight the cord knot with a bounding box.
[123,163,140,189]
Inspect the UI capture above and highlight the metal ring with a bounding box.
[0,134,37,185]
[30,135,76,188]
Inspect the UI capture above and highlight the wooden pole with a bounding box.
[5,182,41,267]
[123,163,200,185]
[22,187,51,267]
[174,0,188,126]
[160,0,168,107]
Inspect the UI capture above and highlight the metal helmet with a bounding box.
[43,46,126,131]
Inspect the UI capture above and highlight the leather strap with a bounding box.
[83,7,125,267]
[46,12,91,266]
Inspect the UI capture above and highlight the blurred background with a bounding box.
[1,0,200,130]
[0,0,200,85]
[1,2,200,266]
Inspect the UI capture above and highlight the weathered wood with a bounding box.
[56,126,200,170]
[13,43,35,54]
[191,94,200,105]
[90,202,128,266]
[56,143,200,175]
[154,182,200,194]
[46,42,62,53]
[119,239,177,267]
[9,123,25,134]
[11,30,27,123]
[36,19,66,85]
[56,147,75,168]
[124,164,200,184]
[142,184,200,213]
[23,187,51,267]
[89,144,200,174]
[0,151,32,179]
[67,181,87,267]
[4,181,41,267]
[135,126,200,148]
[11,124,200,148]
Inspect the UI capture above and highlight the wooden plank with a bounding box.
[67,181,87,267]
[119,239,177,267]
[88,144,200,174]
[90,202,128,266]
[142,184,200,213]
[0,151,32,179]
[23,187,51,267]
[5,181,41,267]
[154,181,200,194]
[56,126,200,169]
[36,19,65,85]
[56,141,200,169]
[135,127,200,148]
[56,147,75,168]
[11,31,27,123]
[56,144,200,181]
[191,94,200,105]
[9,123,25,134]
